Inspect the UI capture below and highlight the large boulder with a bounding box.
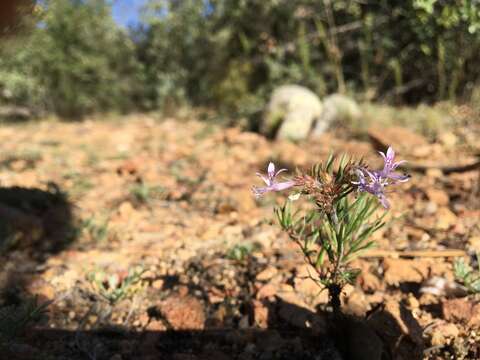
[261,85,322,141]
[312,94,361,136]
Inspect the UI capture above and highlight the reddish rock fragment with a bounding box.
[442,298,480,328]
[158,294,205,330]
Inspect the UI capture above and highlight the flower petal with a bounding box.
[386,147,395,161]
[388,173,410,182]
[256,172,271,186]
[378,194,390,208]
[252,186,268,198]
[267,162,275,178]
[270,180,296,192]
[391,160,407,170]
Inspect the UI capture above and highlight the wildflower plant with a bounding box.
[454,255,480,294]
[86,266,147,305]
[253,147,410,314]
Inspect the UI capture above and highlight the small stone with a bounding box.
[152,279,164,290]
[251,300,269,329]
[118,201,135,218]
[346,291,370,316]
[430,323,459,346]
[88,315,98,324]
[138,313,150,327]
[146,319,166,331]
[158,294,205,330]
[425,188,449,206]
[358,272,381,293]
[436,207,457,230]
[468,236,480,252]
[178,285,189,297]
[294,277,322,299]
[424,201,438,215]
[207,287,225,304]
[256,283,277,299]
[425,168,443,178]
[406,293,420,310]
[256,266,278,282]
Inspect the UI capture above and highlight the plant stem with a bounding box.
[328,283,342,316]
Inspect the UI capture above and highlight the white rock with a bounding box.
[261,85,322,141]
[312,94,361,136]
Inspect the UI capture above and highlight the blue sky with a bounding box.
[111,0,149,28]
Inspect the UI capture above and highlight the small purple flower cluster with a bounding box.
[252,162,296,198]
[252,146,409,209]
[353,147,409,208]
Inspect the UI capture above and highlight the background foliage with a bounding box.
[1,0,480,119]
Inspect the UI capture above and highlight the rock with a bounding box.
[357,272,382,293]
[468,236,480,252]
[294,276,324,300]
[406,293,420,310]
[251,299,269,329]
[428,322,459,347]
[146,319,167,331]
[383,258,430,286]
[425,168,443,178]
[368,126,428,155]
[158,294,205,330]
[152,279,164,290]
[261,85,322,141]
[256,283,277,299]
[345,291,370,316]
[442,298,480,328]
[27,279,56,302]
[294,264,327,303]
[436,207,457,230]
[424,188,449,206]
[255,266,278,282]
[312,94,361,136]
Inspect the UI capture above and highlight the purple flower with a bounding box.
[252,162,296,198]
[353,147,410,208]
[377,147,409,183]
[354,169,391,208]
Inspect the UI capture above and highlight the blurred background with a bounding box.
[0,2,480,359]
[1,0,480,125]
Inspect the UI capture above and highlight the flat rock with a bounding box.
[442,298,480,328]
[383,258,430,286]
[368,126,428,155]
